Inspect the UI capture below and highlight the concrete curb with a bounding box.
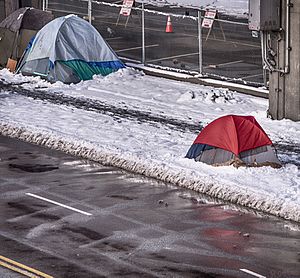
[126,63,269,99]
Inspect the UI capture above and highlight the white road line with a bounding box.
[26,193,92,216]
[105,36,123,41]
[116,44,159,53]
[240,268,266,278]
[241,73,264,80]
[147,52,199,63]
[206,37,261,48]
[204,60,244,69]
[48,8,86,16]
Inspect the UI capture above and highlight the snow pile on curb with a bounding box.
[1,68,299,223]
[1,122,299,222]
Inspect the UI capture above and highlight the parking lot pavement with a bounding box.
[47,0,263,85]
[0,135,299,278]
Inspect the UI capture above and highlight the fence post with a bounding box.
[42,0,45,11]
[198,10,203,75]
[142,2,145,64]
[45,0,48,11]
[88,0,92,24]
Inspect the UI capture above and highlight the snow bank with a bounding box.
[0,68,299,223]
[0,122,299,222]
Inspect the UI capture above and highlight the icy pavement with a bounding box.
[0,68,299,222]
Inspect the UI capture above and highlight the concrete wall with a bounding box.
[269,1,300,121]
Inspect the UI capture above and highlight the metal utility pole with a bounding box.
[141,1,145,64]
[88,0,92,24]
[42,0,49,11]
[5,0,19,17]
[198,10,203,76]
[268,0,300,121]
[249,0,300,121]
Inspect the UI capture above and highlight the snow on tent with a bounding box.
[186,115,281,167]
[0,7,53,68]
[16,14,125,83]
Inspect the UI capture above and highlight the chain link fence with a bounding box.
[43,0,263,86]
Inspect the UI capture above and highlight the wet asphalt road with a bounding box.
[0,135,299,278]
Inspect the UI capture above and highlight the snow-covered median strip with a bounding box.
[0,68,299,222]
[0,122,299,222]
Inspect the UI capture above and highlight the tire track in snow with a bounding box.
[0,80,202,133]
[0,80,299,166]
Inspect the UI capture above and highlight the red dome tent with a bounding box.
[186,115,281,167]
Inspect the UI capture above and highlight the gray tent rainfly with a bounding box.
[17,14,125,83]
[0,7,53,67]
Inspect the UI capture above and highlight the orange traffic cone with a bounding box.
[165,16,173,33]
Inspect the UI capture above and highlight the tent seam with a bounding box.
[231,115,239,156]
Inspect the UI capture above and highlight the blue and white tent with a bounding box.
[17,15,125,83]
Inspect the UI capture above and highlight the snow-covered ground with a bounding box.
[145,0,248,17]
[0,67,299,222]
